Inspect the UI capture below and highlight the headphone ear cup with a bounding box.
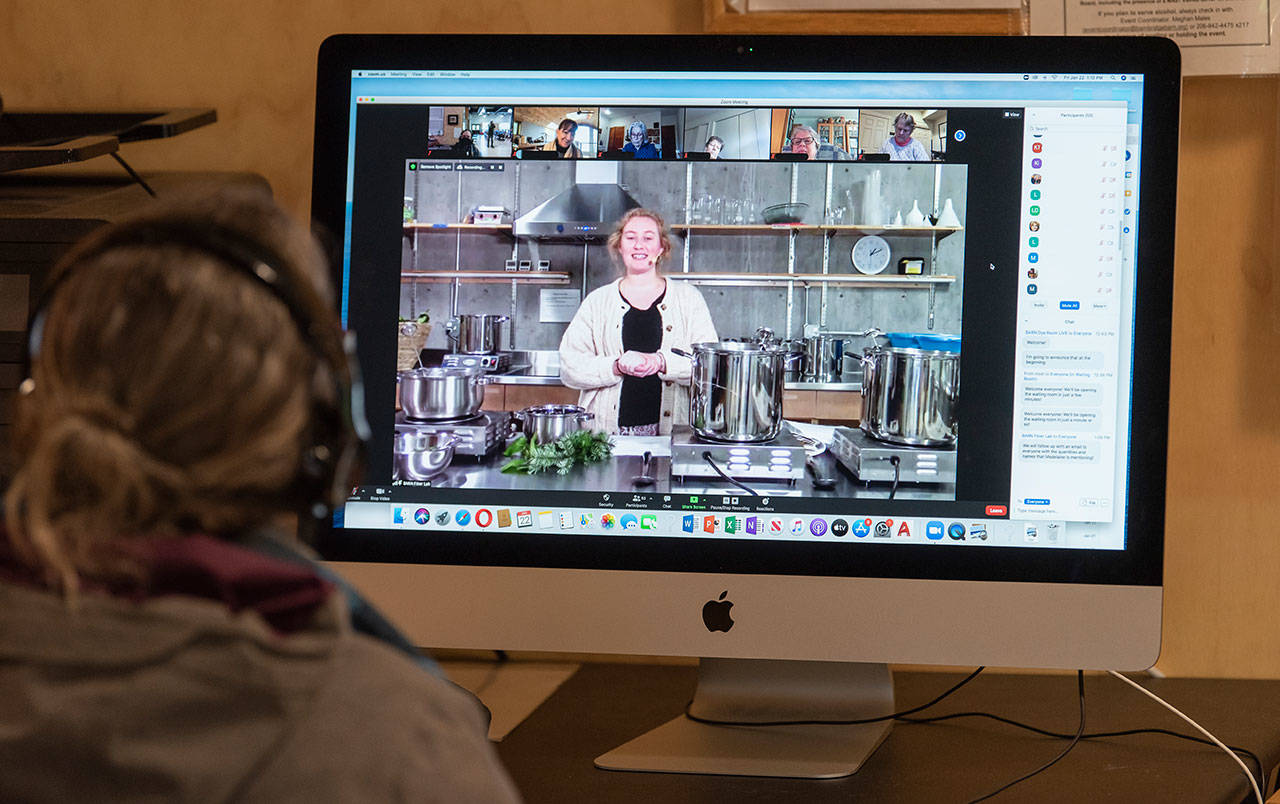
[295,330,369,518]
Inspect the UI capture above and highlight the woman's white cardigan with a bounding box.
[558,278,718,435]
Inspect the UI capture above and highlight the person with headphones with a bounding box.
[0,188,520,802]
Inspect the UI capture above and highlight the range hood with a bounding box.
[514,161,640,239]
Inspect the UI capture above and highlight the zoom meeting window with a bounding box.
[335,71,1145,553]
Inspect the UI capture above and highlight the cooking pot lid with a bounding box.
[692,340,790,354]
[522,404,586,415]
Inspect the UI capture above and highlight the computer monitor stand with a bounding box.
[594,658,894,779]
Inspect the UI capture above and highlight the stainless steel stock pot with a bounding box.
[677,341,800,443]
[860,345,960,447]
[398,366,488,420]
[446,313,508,354]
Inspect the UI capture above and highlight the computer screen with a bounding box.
[311,34,1179,776]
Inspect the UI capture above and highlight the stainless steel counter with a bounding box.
[425,448,953,500]
[488,351,861,391]
[486,371,565,386]
[487,372,860,391]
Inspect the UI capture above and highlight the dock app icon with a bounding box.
[745,516,759,535]
[683,514,696,533]
[537,510,554,529]
[724,516,740,535]
[703,516,717,534]
[496,509,512,528]
[516,510,533,528]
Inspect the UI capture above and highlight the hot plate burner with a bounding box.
[830,426,956,484]
[669,426,806,484]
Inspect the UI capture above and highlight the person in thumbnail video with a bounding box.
[788,123,850,161]
[559,208,717,436]
[0,188,519,802]
[486,120,496,147]
[543,118,582,158]
[622,121,659,159]
[452,129,481,158]
[880,113,931,161]
[705,135,724,159]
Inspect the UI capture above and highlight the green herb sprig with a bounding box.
[501,429,613,475]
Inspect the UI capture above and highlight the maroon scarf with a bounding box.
[0,529,332,635]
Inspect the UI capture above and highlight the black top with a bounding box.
[618,288,665,428]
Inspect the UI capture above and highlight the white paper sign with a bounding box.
[1031,0,1280,75]
[539,289,582,323]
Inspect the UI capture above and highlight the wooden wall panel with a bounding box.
[1159,76,1280,678]
[3,3,1279,677]
[0,0,702,220]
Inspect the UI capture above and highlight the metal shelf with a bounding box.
[673,223,962,238]
[403,222,513,232]
[401,270,570,284]
[671,272,955,288]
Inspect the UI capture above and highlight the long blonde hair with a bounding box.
[4,188,338,596]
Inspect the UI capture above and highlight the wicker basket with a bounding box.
[396,321,431,370]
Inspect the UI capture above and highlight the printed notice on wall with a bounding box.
[539,289,582,323]
[1031,0,1279,74]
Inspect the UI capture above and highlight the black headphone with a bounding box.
[21,216,370,521]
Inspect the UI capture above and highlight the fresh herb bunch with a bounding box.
[501,429,613,475]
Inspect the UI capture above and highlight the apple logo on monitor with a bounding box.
[702,591,734,632]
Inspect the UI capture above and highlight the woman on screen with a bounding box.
[559,208,717,435]
[542,118,582,158]
[880,113,931,161]
[705,135,724,159]
[0,189,519,802]
[623,121,659,159]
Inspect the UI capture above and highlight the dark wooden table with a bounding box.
[497,662,1280,803]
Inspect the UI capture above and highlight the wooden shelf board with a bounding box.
[672,272,955,286]
[674,224,961,235]
[404,223,513,232]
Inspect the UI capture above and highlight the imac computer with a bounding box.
[311,34,1179,778]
